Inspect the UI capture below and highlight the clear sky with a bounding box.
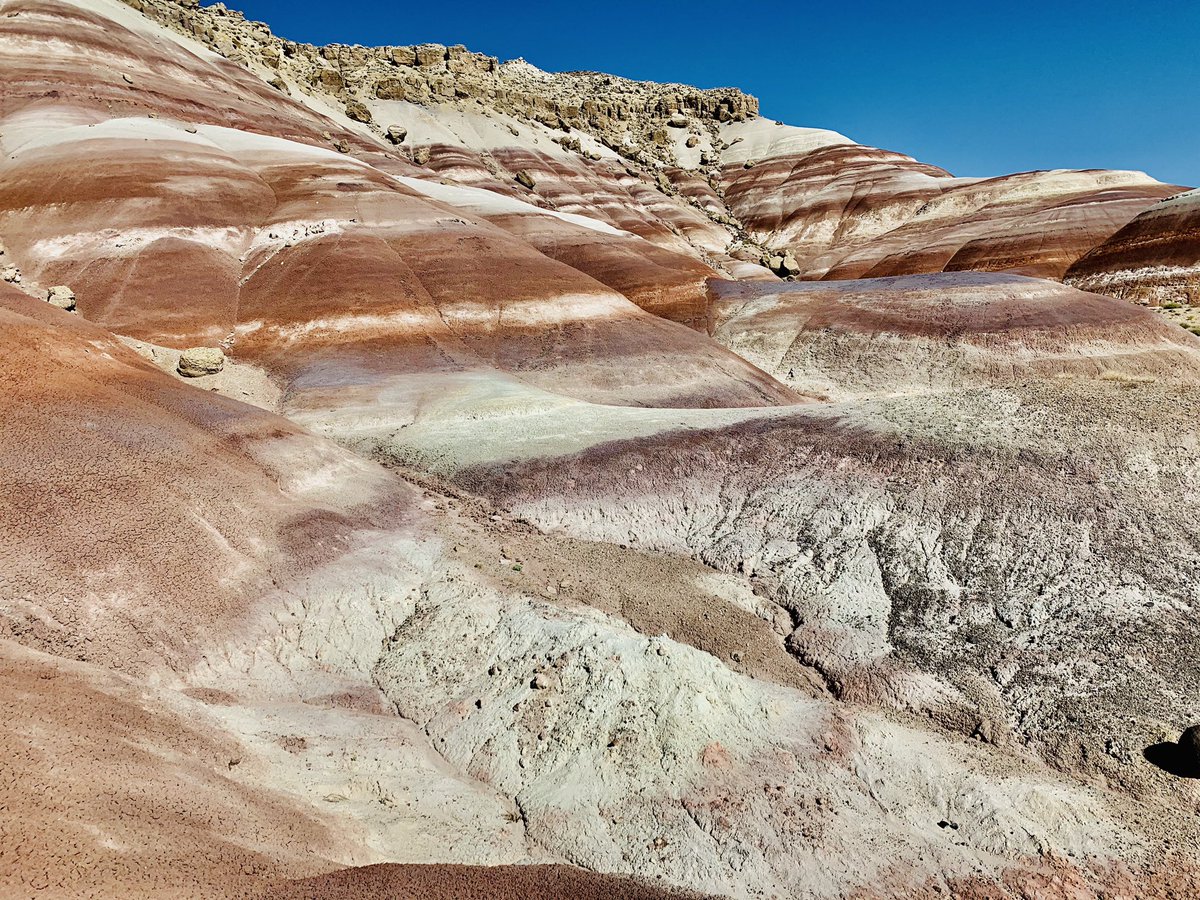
[228,0,1200,187]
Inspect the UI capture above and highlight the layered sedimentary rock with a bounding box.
[5,0,1200,898]
[713,123,1181,280]
[708,271,1200,397]
[111,0,1181,290]
[0,1,793,412]
[1066,188,1200,304]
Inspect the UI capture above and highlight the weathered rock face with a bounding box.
[1065,189,1200,304]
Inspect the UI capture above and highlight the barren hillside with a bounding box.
[2,1,1199,897]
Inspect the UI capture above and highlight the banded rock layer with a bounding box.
[1066,188,1200,304]
[3,0,1200,898]
[113,0,1181,290]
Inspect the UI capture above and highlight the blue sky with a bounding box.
[228,0,1199,186]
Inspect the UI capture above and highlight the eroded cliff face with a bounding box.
[4,1,1200,898]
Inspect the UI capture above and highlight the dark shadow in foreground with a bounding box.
[1144,742,1200,778]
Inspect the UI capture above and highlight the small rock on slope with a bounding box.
[177,346,226,377]
[46,286,77,312]
[345,99,373,123]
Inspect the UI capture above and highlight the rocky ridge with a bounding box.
[120,0,757,166]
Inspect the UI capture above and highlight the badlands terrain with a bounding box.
[3,0,1200,897]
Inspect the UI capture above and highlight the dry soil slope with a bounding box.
[451,273,1200,895]
[0,280,713,900]
[0,282,402,895]
[8,282,1183,900]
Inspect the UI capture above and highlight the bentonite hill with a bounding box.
[3,1,1200,897]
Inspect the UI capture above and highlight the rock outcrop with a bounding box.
[119,0,756,167]
[46,285,76,311]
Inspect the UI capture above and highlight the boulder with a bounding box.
[46,286,76,312]
[685,135,699,148]
[344,99,373,124]
[667,112,689,128]
[1,265,20,283]
[177,346,225,377]
[768,253,802,277]
[374,78,408,101]
[385,124,408,144]
[314,69,343,92]
[412,146,431,165]
[1180,726,1200,767]
[514,169,536,190]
